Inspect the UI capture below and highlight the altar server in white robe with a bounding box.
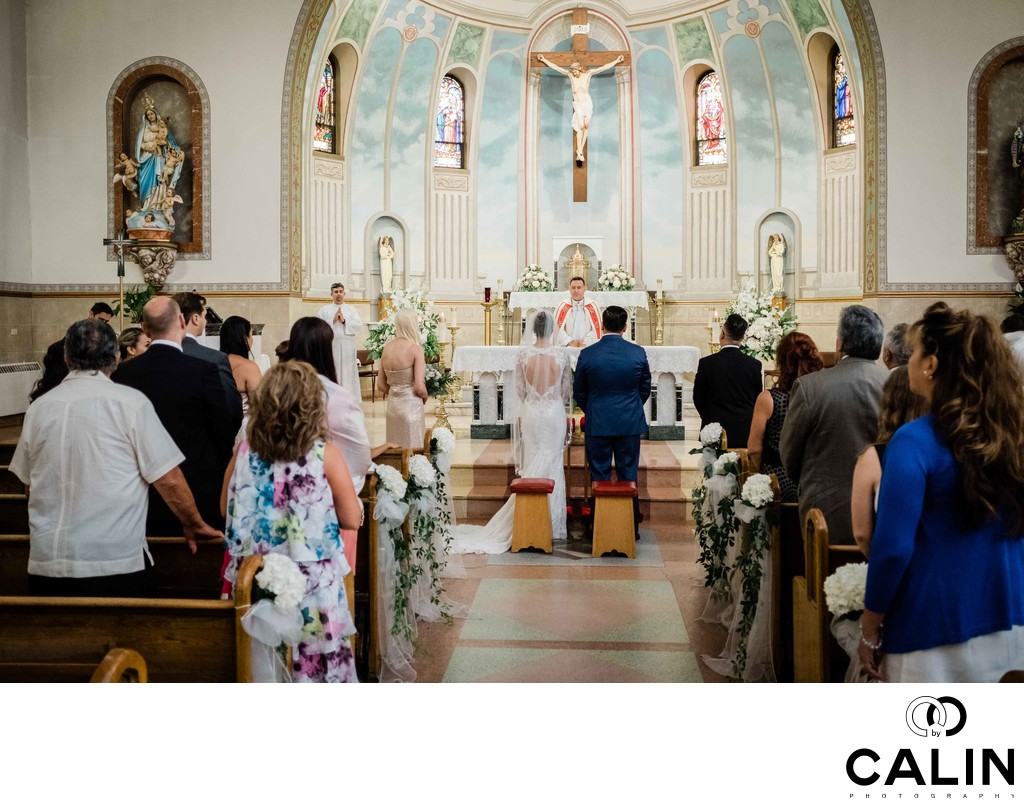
[555,276,602,347]
[317,282,363,400]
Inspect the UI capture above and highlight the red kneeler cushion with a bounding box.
[510,477,555,495]
[591,480,637,498]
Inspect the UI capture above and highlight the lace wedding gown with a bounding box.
[453,346,571,554]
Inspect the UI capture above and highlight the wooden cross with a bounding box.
[103,228,139,331]
[530,7,630,202]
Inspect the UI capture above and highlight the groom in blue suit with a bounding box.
[573,306,652,535]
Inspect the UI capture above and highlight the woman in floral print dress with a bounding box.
[221,361,363,682]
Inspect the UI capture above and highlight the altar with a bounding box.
[451,344,699,440]
[505,290,651,343]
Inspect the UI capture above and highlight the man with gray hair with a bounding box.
[882,322,911,369]
[10,319,222,597]
[780,305,888,544]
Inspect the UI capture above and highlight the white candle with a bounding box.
[656,278,663,299]
[450,307,458,328]
[497,277,504,288]
[707,307,713,329]
[439,311,446,323]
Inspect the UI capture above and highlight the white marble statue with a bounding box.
[379,235,394,293]
[768,233,786,295]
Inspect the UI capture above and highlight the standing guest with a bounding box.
[377,308,428,449]
[692,313,764,449]
[881,323,911,369]
[274,340,290,363]
[28,341,70,403]
[117,326,151,361]
[573,305,652,537]
[1000,313,1024,375]
[747,332,823,502]
[11,319,221,597]
[43,301,116,381]
[860,303,1024,682]
[221,361,362,683]
[87,302,114,323]
[219,315,262,447]
[317,282,363,401]
[850,366,927,557]
[554,276,602,347]
[780,305,888,545]
[171,291,244,425]
[113,296,238,534]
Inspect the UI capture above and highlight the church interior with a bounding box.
[1,0,1022,686]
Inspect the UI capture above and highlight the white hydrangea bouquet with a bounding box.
[823,562,871,683]
[725,283,798,362]
[240,554,307,682]
[597,264,635,291]
[364,288,442,363]
[516,264,553,292]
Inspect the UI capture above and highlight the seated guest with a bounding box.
[851,366,926,557]
[692,313,764,448]
[747,332,823,502]
[113,297,238,534]
[881,323,911,369]
[171,291,243,425]
[377,308,429,449]
[10,319,221,597]
[28,341,69,403]
[1001,313,1024,375]
[780,305,888,544]
[221,361,362,682]
[117,326,150,361]
[219,315,262,447]
[860,303,1024,682]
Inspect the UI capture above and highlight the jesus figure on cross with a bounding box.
[538,53,624,164]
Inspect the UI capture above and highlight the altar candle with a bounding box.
[714,308,719,323]
[656,278,663,299]
[450,307,458,327]
[439,312,446,323]
[707,307,713,329]
[484,286,491,303]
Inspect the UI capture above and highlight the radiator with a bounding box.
[0,362,42,416]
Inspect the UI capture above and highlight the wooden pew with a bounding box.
[791,509,863,682]
[91,648,147,683]
[770,502,802,682]
[0,555,260,683]
[0,493,28,534]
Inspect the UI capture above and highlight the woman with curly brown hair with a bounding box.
[860,303,1024,682]
[747,331,823,501]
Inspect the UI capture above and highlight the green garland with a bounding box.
[731,506,775,678]
[691,455,740,597]
[374,474,420,643]
[406,474,449,619]
[428,447,456,621]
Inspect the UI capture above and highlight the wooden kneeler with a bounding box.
[510,478,555,553]
[591,480,637,558]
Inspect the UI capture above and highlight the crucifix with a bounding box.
[530,6,630,202]
[103,228,139,331]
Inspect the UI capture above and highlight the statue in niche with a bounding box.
[537,53,623,164]
[379,235,394,293]
[768,233,786,295]
[1011,122,1024,235]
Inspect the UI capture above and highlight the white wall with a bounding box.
[23,0,303,288]
[873,0,1019,287]
[0,0,32,285]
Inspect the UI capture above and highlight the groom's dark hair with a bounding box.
[602,306,628,334]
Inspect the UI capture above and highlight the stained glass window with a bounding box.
[696,71,727,166]
[314,60,335,153]
[832,49,855,147]
[433,76,465,168]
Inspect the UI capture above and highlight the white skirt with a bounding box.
[884,624,1024,683]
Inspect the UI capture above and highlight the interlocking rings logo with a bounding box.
[906,696,967,738]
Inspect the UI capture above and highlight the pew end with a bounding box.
[91,648,148,683]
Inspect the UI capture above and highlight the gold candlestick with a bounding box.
[654,293,665,347]
[480,300,499,346]
[496,292,506,346]
[706,325,721,354]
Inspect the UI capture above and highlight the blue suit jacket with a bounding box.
[573,334,651,437]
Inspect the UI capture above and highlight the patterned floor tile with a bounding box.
[442,647,702,683]
[485,528,663,567]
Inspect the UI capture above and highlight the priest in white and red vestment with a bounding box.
[555,276,602,347]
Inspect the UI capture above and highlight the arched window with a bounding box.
[696,71,727,166]
[433,75,465,168]
[314,59,336,153]
[832,48,855,147]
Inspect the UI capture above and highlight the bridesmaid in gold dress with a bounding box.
[377,308,428,448]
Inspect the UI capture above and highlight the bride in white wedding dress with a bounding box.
[452,310,572,554]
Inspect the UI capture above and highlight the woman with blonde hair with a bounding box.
[860,303,1024,682]
[117,326,151,362]
[221,361,362,683]
[377,307,428,449]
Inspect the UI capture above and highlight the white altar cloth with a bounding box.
[507,290,650,311]
[452,344,699,375]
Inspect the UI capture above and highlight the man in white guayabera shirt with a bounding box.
[554,276,602,347]
[317,282,363,401]
[10,318,222,597]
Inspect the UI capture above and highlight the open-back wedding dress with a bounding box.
[453,311,571,554]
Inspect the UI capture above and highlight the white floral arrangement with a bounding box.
[597,264,635,291]
[699,423,723,448]
[431,426,455,456]
[824,562,868,618]
[408,454,436,489]
[725,282,798,362]
[712,451,739,477]
[364,287,442,363]
[375,463,408,502]
[740,474,774,509]
[516,264,553,292]
[255,554,306,610]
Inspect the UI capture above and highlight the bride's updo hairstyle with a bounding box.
[913,301,1024,534]
[533,310,554,341]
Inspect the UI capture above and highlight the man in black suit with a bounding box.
[692,313,764,449]
[171,291,243,419]
[112,296,238,534]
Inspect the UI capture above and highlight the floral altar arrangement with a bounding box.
[516,264,554,292]
[240,554,307,682]
[597,264,635,291]
[424,363,460,399]
[823,562,870,683]
[364,288,442,363]
[725,283,798,362]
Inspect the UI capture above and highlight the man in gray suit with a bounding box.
[172,291,243,425]
[780,305,888,545]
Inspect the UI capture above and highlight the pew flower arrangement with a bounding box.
[241,554,306,682]
[429,428,457,612]
[693,447,740,599]
[256,554,307,611]
[597,264,635,291]
[824,562,870,683]
[406,453,451,616]
[725,283,798,362]
[373,464,416,641]
[364,288,443,363]
[730,474,776,679]
[516,264,553,292]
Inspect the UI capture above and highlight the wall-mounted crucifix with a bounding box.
[530,6,630,202]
